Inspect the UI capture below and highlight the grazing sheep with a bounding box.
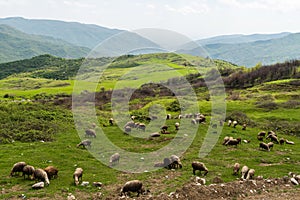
[33,168,50,185]
[233,120,238,128]
[130,116,136,120]
[266,134,279,144]
[242,123,247,130]
[150,132,161,137]
[196,115,206,123]
[73,168,83,186]
[279,138,285,145]
[109,118,114,126]
[166,114,171,120]
[109,153,120,167]
[241,166,249,180]
[124,126,131,133]
[257,131,266,137]
[225,138,241,147]
[124,121,135,128]
[246,169,255,180]
[267,142,274,150]
[192,161,208,176]
[257,135,264,141]
[161,125,168,131]
[77,139,92,148]
[175,122,180,130]
[10,162,27,176]
[85,129,96,138]
[228,120,232,127]
[222,136,233,145]
[178,115,182,119]
[267,131,277,137]
[170,155,182,169]
[233,163,240,175]
[22,165,35,179]
[137,123,146,131]
[259,142,270,151]
[285,140,295,145]
[120,180,144,197]
[44,166,58,179]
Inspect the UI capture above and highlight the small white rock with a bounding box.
[81,181,89,186]
[32,182,44,189]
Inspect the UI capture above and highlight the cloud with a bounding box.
[63,0,94,8]
[165,1,210,15]
[219,0,300,12]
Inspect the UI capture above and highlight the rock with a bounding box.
[32,182,44,189]
[67,193,76,200]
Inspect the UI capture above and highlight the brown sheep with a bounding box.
[225,138,241,146]
[44,166,58,179]
[120,180,144,197]
[10,162,27,177]
[33,168,50,185]
[192,161,208,176]
[259,142,270,151]
[22,165,35,179]
[73,168,83,186]
[266,134,279,144]
[233,163,240,175]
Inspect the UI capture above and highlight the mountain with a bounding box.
[0,24,90,63]
[203,33,300,67]
[197,32,291,45]
[0,17,122,49]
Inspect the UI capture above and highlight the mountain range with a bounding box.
[0,17,300,66]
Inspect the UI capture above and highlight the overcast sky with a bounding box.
[1,0,300,39]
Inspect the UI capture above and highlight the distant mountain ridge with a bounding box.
[0,24,90,63]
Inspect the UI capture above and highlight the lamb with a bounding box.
[175,122,180,130]
[33,168,50,185]
[73,168,83,186]
[225,138,241,146]
[170,155,182,169]
[109,118,114,126]
[22,165,35,179]
[233,163,240,175]
[246,169,255,180]
[120,180,144,197]
[228,120,232,127]
[44,166,58,179]
[259,142,270,151]
[166,114,171,120]
[109,153,120,167]
[241,165,249,180]
[242,123,247,130]
[266,134,279,144]
[77,139,92,148]
[10,162,27,176]
[192,161,208,176]
[267,142,274,150]
[233,120,238,128]
[85,129,96,138]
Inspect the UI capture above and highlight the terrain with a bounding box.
[0,53,299,199]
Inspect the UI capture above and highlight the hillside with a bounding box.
[201,33,300,67]
[0,25,90,63]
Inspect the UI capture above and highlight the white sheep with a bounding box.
[175,122,180,130]
[228,120,232,127]
[246,169,255,180]
[241,165,249,179]
[232,120,238,128]
[233,163,240,175]
[33,168,50,185]
[73,168,83,186]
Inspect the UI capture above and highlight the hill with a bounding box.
[0,17,121,49]
[195,33,300,67]
[0,25,90,63]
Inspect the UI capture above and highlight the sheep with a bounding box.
[267,131,277,137]
[257,135,264,141]
[120,180,144,197]
[77,139,92,148]
[266,134,279,144]
[124,126,131,133]
[85,129,96,138]
[285,140,295,145]
[150,132,160,137]
[124,121,135,128]
[161,125,168,131]
[191,119,197,125]
[22,165,35,179]
[241,165,249,180]
[160,129,170,134]
[10,162,27,176]
[233,163,240,175]
[279,138,285,145]
[259,142,270,151]
[137,123,146,131]
[192,161,208,176]
[222,136,233,145]
[44,166,58,179]
[170,155,182,169]
[242,123,247,130]
[109,118,114,126]
[257,131,266,137]
[196,115,206,123]
[233,120,238,128]
[228,120,232,127]
[175,122,180,130]
[246,169,255,180]
[109,153,120,167]
[267,142,274,150]
[225,138,241,147]
[178,115,182,119]
[33,168,50,185]
[73,168,83,186]
[166,114,171,120]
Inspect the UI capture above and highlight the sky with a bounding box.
[1,0,300,39]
